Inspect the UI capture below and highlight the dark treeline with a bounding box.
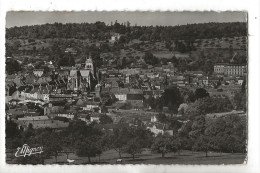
[6,22,247,41]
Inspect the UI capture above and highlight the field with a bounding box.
[40,149,246,165]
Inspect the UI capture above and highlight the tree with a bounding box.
[32,130,62,163]
[63,120,103,163]
[192,135,211,157]
[185,97,234,118]
[170,56,179,66]
[123,127,153,160]
[124,138,141,160]
[100,92,118,106]
[194,88,209,100]
[169,118,183,133]
[156,113,167,123]
[62,134,75,160]
[111,127,129,158]
[99,114,113,124]
[174,40,187,53]
[184,90,196,103]
[6,59,21,75]
[178,103,188,115]
[6,120,20,138]
[75,136,102,163]
[143,51,159,66]
[203,115,246,154]
[151,134,179,158]
[43,66,50,74]
[144,96,163,110]
[57,55,75,67]
[233,92,246,111]
[161,86,183,113]
[189,115,206,139]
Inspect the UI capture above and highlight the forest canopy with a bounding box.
[6,22,247,41]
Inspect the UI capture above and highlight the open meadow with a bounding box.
[38,149,246,165]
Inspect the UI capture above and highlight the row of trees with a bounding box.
[6,113,246,164]
[6,120,153,164]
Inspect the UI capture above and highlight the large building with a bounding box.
[214,63,247,76]
[214,63,227,74]
[67,55,94,91]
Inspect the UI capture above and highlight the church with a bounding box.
[67,54,95,91]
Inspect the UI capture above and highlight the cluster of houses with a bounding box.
[5,50,247,136]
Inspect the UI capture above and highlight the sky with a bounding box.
[6,11,247,28]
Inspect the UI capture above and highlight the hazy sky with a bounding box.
[6,11,247,28]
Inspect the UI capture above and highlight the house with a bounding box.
[33,69,44,77]
[237,77,244,85]
[48,105,64,113]
[146,122,173,136]
[38,86,51,101]
[37,76,52,85]
[214,63,247,76]
[143,90,164,99]
[129,118,144,127]
[58,69,70,78]
[90,116,100,123]
[103,77,120,89]
[29,88,40,100]
[120,68,140,76]
[154,66,163,72]
[111,88,128,101]
[90,113,103,123]
[56,110,75,120]
[77,113,90,123]
[187,71,204,77]
[208,77,220,86]
[200,76,209,86]
[146,73,159,79]
[84,102,100,112]
[214,63,228,74]
[65,47,77,55]
[110,33,121,43]
[223,77,236,85]
[75,99,100,112]
[162,63,175,73]
[111,88,143,102]
[151,115,158,123]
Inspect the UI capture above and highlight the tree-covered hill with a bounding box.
[6,22,247,41]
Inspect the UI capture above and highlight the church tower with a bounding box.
[85,53,94,74]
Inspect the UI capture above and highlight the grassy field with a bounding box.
[41,149,246,165]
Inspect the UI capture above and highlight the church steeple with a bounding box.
[85,53,94,73]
